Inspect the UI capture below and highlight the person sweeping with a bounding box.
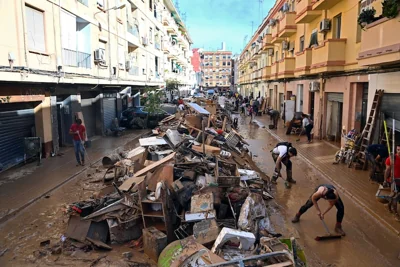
[291,184,346,236]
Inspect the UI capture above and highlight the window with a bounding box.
[356,4,362,43]
[154,4,157,18]
[299,36,305,52]
[149,0,153,10]
[155,56,159,74]
[223,62,226,66]
[118,43,125,69]
[25,6,46,52]
[333,13,342,39]
[97,0,104,7]
[275,51,278,62]
[228,62,231,66]
[308,29,318,48]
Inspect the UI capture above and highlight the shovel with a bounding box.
[315,219,342,241]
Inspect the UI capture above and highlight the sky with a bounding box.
[177,0,275,55]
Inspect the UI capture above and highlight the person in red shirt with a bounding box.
[69,119,86,166]
[384,144,400,220]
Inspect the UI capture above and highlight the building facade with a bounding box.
[200,50,233,91]
[238,0,400,144]
[0,0,192,171]
[191,48,203,89]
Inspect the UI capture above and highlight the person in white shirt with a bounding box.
[271,143,298,188]
[302,113,313,143]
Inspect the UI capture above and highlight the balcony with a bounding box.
[127,24,140,47]
[271,24,285,43]
[312,0,342,10]
[162,41,170,54]
[255,69,262,80]
[295,0,322,24]
[254,46,262,59]
[62,48,91,69]
[294,48,313,76]
[310,39,347,74]
[262,66,271,81]
[278,12,297,38]
[270,62,279,79]
[277,57,295,79]
[358,17,400,66]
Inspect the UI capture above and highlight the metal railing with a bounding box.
[62,48,91,68]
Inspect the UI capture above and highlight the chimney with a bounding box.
[221,42,226,51]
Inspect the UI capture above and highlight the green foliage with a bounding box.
[143,87,163,115]
[382,0,399,19]
[166,78,180,91]
[358,7,376,28]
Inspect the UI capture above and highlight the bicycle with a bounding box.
[333,131,359,167]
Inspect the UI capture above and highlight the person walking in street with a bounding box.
[69,119,86,166]
[271,142,297,187]
[366,144,389,183]
[291,184,346,236]
[384,144,400,220]
[268,108,280,129]
[302,113,313,143]
[253,98,260,116]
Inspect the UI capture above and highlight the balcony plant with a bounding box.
[358,7,377,28]
[382,0,399,19]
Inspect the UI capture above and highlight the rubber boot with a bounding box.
[334,223,346,236]
[287,170,297,184]
[284,181,291,189]
[291,213,301,223]
[271,172,278,184]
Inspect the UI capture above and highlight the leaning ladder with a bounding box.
[358,89,384,170]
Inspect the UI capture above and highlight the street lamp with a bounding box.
[94,3,126,15]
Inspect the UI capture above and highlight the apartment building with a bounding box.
[200,51,233,91]
[191,48,203,89]
[239,0,400,144]
[0,0,192,171]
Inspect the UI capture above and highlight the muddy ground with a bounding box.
[0,115,399,266]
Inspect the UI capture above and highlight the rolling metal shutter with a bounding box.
[327,93,343,102]
[0,109,35,171]
[381,93,400,132]
[103,98,116,133]
[81,98,96,138]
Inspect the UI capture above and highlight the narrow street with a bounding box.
[236,114,400,267]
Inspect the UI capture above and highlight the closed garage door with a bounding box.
[381,93,400,132]
[0,108,35,171]
[103,98,116,133]
[327,93,343,102]
[81,98,96,138]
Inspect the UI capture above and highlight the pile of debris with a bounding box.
[61,99,307,267]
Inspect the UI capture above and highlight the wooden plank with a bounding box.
[187,103,210,115]
[119,152,176,191]
[192,144,220,154]
[222,117,227,132]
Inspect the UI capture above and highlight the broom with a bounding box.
[315,219,342,241]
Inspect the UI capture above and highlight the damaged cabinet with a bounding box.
[138,178,175,242]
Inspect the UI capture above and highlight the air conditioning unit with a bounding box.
[171,39,177,46]
[142,37,149,46]
[282,41,289,50]
[282,2,290,12]
[257,36,263,43]
[319,19,331,32]
[309,81,321,92]
[94,48,105,62]
[268,49,274,56]
[125,60,132,70]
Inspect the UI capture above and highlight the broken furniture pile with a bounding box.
[63,100,306,266]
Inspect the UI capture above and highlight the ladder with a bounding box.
[358,89,384,170]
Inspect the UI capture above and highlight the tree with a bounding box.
[166,78,181,99]
[140,87,164,128]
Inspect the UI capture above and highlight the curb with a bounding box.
[0,131,150,225]
[254,119,400,237]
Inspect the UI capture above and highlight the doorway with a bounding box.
[269,89,273,107]
[326,93,344,143]
[309,91,315,119]
[296,84,304,112]
[279,93,284,113]
[274,85,278,109]
[360,84,368,131]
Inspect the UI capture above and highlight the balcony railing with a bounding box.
[295,48,313,76]
[310,39,346,74]
[129,66,139,76]
[62,48,91,69]
[127,24,139,37]
[295,0,321,24]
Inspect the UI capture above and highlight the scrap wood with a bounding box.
[119,152,176,191]
[192,144,221,154]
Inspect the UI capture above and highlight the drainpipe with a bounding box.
[318,76,325,140]
[108,8,112,82]
[20,0,29,68]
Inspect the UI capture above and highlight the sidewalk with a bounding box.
[0,129,148,224]
[253,115,400,235]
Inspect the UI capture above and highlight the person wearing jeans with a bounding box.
[69,119,86,166]
[302,113,313,143]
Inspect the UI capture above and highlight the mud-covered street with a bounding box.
[236,114,400,267]
[0,115,400,267]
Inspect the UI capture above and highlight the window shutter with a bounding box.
[61,10,76,50]
[26,6,46,52]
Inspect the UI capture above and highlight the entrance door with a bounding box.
[360,84,368,131]
[296,84,304,112]
[326,93,344,142]
[309,91,315,119]
[269,89,273,107]
[103,97,117,133]
[279,93,284,113]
